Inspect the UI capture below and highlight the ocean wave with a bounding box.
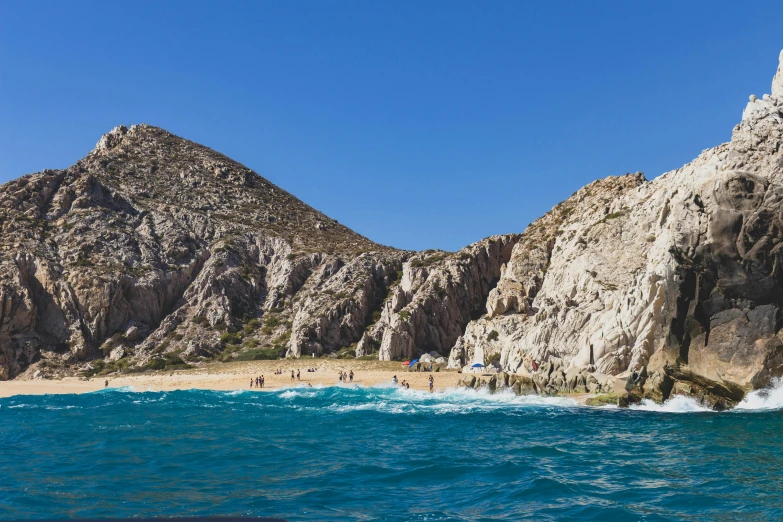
[734,378,783,411]
[267,384,582,416]
[630,395,712,413]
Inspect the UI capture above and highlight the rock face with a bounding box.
[0,124,410,378]
[354,236,520,361]
[449,50,783,406]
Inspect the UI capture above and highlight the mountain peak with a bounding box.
[772,49,783,99]
[93,124,132,152]
[742,50,783,122]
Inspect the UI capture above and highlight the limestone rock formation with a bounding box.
[449,50,783,406]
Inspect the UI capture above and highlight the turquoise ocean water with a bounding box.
[1,383,782,521]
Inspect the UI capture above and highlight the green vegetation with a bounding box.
[585,393,623,406]
[223,345,285,362]
[220,332,242,346]
[385,271,404,299]
[335,344,357,359]
[81,359,129,377]
[242,339,259,349]
[244,318,261,333]
[264,315,280,328]
[487,330,499,342]
[398,310,410,322]
[273,330,291,345]
[485,352,501,366]
[410,252,448,268]
[141,353,191,371]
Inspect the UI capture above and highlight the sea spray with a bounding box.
[734,377,783,410]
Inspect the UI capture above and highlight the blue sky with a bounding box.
[1,1,781,251]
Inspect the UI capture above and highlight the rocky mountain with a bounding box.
[0,124,515,380]
[2,50,783,409]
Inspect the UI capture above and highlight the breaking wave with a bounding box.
[630,395,712,413]
[734,378,783,411]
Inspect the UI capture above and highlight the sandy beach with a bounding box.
[0,359,467,398]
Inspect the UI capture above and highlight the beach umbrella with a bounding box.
[402,360,411,366]
[471,363,485,368]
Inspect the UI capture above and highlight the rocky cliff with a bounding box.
[3,51,783,409]
[446,50,783,407]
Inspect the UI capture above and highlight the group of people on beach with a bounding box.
[250,376,265,388]
[391,375,435,392]
[338,370,354,383]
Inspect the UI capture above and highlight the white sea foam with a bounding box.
[630,395,711,413]
[734,378,783,411]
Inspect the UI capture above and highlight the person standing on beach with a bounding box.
[291,370,295,382]
[105,379,108,388]
[250,378,253,388]
[349,370,354,383]
[261,375,264,388]
[429,375,434,393]
[339,372,343,383]
[297,370,300,381]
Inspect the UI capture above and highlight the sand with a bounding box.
[0,359,466,398]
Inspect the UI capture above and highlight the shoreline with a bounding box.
[0,359,466,399]
[0,358,598,404]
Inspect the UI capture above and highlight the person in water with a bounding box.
[392,375,398,385]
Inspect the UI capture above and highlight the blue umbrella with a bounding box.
[471,363,485,368]
[409,359,419,367]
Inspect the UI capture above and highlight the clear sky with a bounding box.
[1,1,781,252]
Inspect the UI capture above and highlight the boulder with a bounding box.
[124,326,141,342]
[109,347,125,362]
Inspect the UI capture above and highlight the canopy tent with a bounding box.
[402,360,411,366]
[471,363,485,368]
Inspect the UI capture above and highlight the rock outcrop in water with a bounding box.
[3,50,783,410]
